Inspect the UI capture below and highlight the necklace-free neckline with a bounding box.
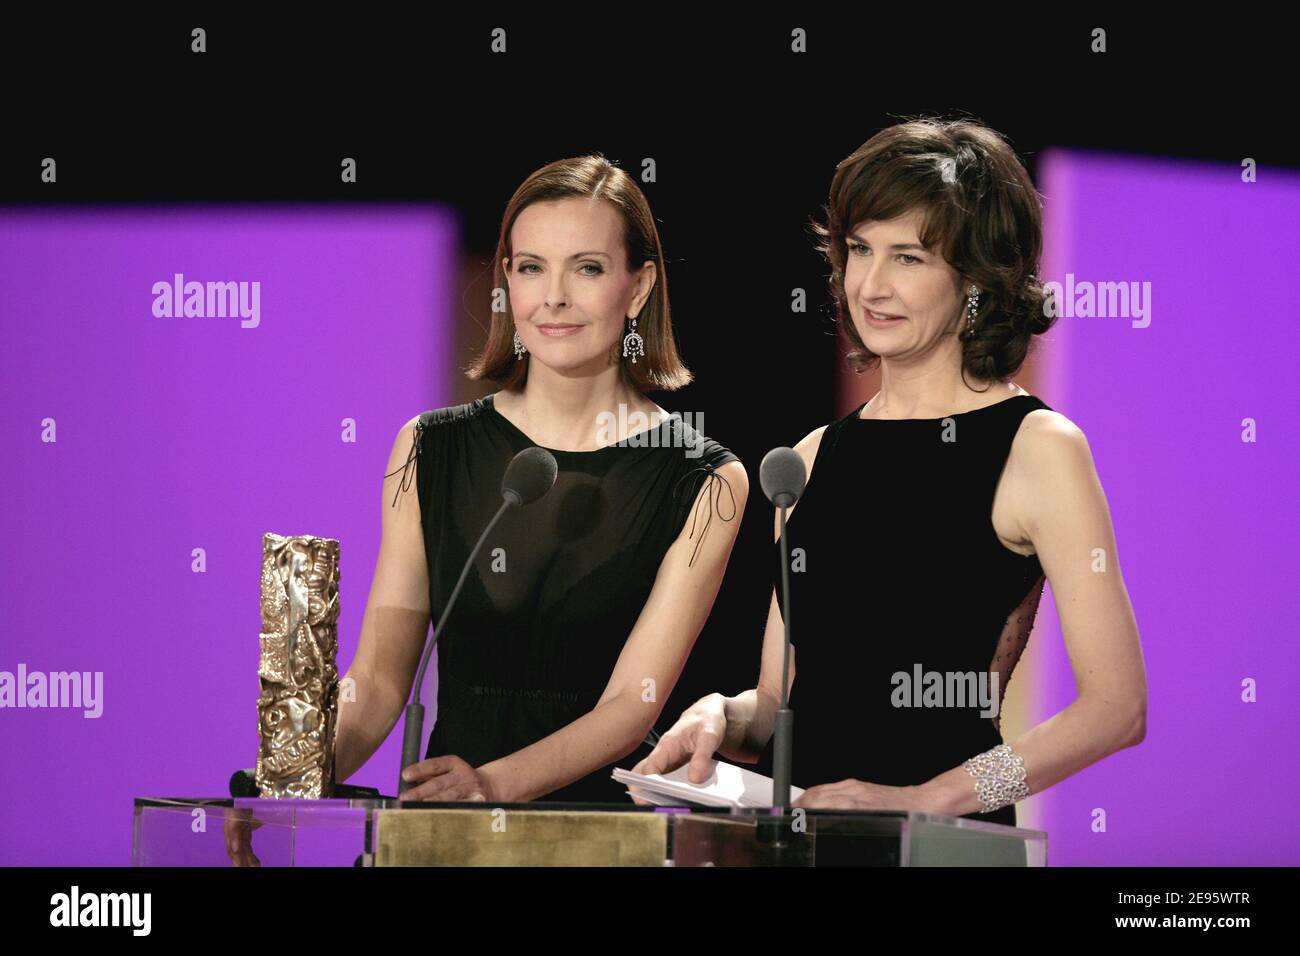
[853,393,1036,423]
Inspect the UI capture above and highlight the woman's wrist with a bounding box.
[914,767,983,816]
[477,761,515,803]
[719,692,756,759]
[333,670,403,784]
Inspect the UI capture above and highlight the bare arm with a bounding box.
[713,425,828,763]
[332,415,432,783]
[716,595,787,762]
[477,459,750,803]
[917,412,1148,815]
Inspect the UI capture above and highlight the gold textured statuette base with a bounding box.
[256,532,340,799]
[374,809,668,866]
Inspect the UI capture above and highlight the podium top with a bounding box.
[134,795,1045,835]
[133,797,1047,867]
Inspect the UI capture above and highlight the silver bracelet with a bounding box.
[962,743,1030,813]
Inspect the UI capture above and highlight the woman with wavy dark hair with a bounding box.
[636,118,1147,829]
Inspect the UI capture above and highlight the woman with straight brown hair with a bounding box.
[225,155,748,864]
[337,155,745,808]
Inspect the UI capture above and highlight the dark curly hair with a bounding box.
[811,116,1057,386]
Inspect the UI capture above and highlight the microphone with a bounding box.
[397,446,559,797]
[759,447,806,810]
[501,445,559,507]
[760,446,806,509]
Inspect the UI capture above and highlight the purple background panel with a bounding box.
[1025,150,1300,864]
[0,203,456,865]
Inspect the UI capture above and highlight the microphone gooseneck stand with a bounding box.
[757,446,807,860]
[397,446,558,798]
[396,496,514,798]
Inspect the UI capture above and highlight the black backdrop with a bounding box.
[4,12,1290,769]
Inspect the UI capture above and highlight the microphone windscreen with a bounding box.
[229,768,260,798]
[760,447,806,509]
[502,446,558,506]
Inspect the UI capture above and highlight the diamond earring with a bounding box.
[513,329,527,358]
[965,284,981,337]
[622,316,645,364]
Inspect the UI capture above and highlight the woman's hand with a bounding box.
[224,807,264,867]
[792,779,925,812]
[399,755,491,802]
[631,693,730,784]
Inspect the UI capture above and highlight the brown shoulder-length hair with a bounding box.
[466,154,692,392]
[811,116,1057,385]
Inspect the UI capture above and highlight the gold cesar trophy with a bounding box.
[256,533,340,799]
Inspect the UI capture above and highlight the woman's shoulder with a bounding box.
[388,398,494,478]
[392,397,496,454]
[414,396,494,432]
[658,412,740,470]
[1015,400,1087,448]
[794,422,832,473]
[384,403,482,507]
[1009,402,1096,488]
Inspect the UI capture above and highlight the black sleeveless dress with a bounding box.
[770,393,1053,827]
[392,393,739,803]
